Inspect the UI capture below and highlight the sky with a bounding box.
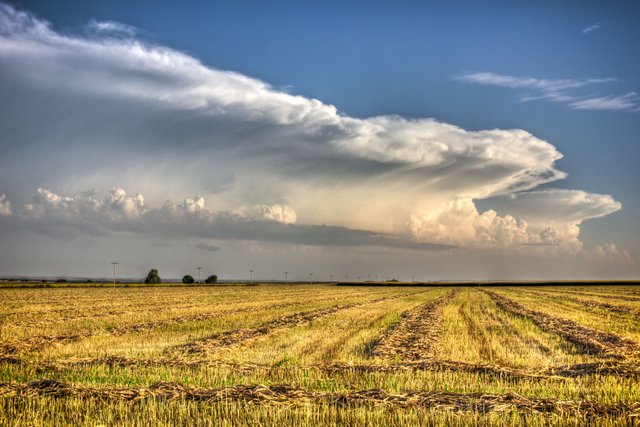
[0,1,639,281]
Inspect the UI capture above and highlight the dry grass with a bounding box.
[492,287,640,344]
[483,290,639,359]
[372,289,458,361]
[1,284,639,425]
[437,290,600,368]
[2,378,638,417]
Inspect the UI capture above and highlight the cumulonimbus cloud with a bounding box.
[0,3,624,255]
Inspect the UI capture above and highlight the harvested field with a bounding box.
[1,284,640,425]
[2,379,639,418]
[525,290,640,316]
[170,291,424,356]
[4,353,640,380]
[483,290,640,358]
[372,289,459,360]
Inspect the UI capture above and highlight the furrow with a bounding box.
[522,290,640,316]
[4,354,640,379]
[169,292,423,356]
[0,299,336,358]
[371,289,460,361]
[1,379,638,417]
[483,290,640,359]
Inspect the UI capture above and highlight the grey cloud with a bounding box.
[1,187,452,251]
[195,242,222,252]
[151,242,172,248]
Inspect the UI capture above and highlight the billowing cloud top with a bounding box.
[0,3,624,258]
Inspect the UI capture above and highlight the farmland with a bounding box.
[1,284,639,425]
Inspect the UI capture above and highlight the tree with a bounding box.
[144,269,161,284]
[182,274,195,284]
[205,274,218,284]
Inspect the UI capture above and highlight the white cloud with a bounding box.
[253,203,298,224]
[178,196,206,213]
[1,186,621,256]
[570,92,638,111]
[480,190,621,254]
[582,22,605,34]
[5,187,453,250]
[408,198,531,248]
[587,243,632,263]
[22,187,145,225]
[86,20,138,37]
[0,194,11,216]
[405,190,620,254]
[457,71,636,112]
[489,190,621,224]
[456,72,614,92]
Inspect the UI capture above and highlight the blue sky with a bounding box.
[0,1,638,279]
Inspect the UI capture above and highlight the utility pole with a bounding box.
[111,262,119,286]
[249,269,254,284]
[330,274,333,283]
[196,267,202,284]
[309,273,313,285]
[284,271,288,284]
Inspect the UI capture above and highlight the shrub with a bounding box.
[205,275,218,284]
[144,269,161,284]
[182,275,195,284]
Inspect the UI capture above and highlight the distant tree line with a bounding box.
[143,269,217,285]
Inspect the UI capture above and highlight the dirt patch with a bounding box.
[483,290,640,359]
[1,379,638,417]
[371,289,460,361]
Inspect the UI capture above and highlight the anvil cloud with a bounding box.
[0,3,626,272]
